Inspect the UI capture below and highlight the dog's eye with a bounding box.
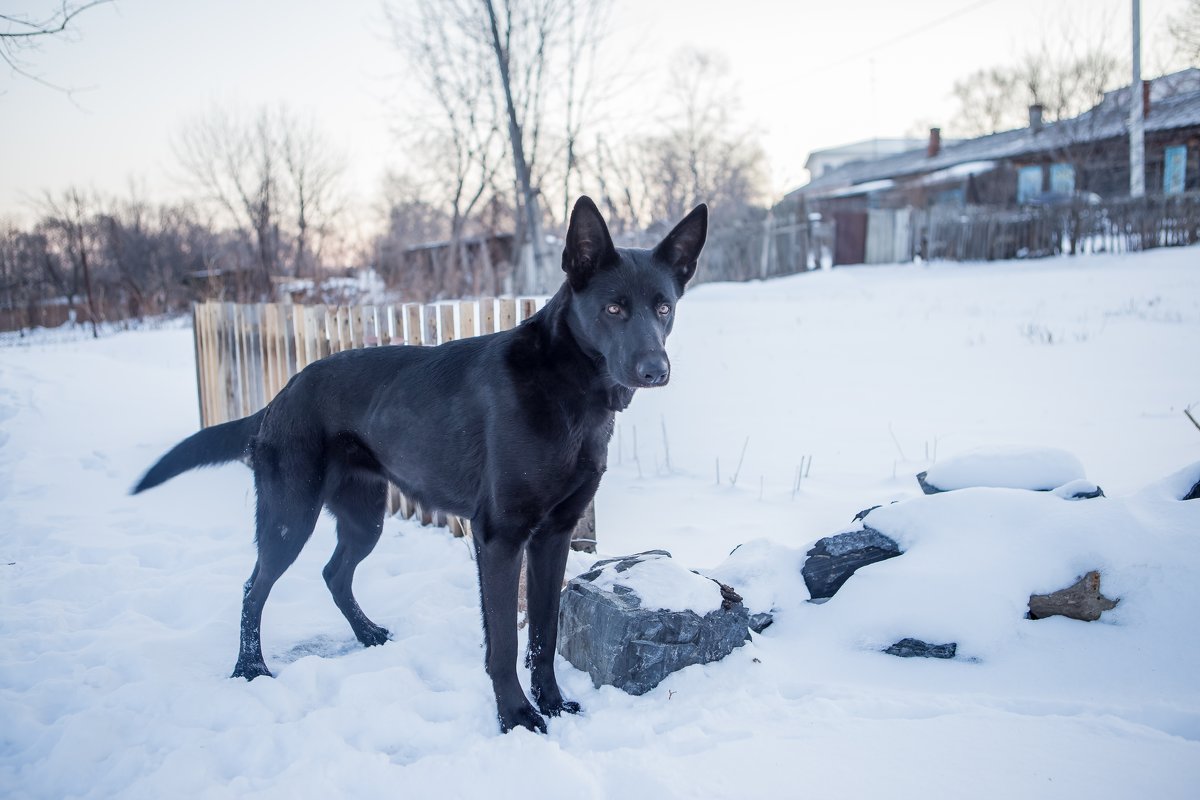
[605,303,622,316]
[656,303,672,316]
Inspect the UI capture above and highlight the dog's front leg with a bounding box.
[525,528,581,717]
[474,530,546,734]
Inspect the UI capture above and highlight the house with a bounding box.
[781,69,1200,265]
[803,137,931,180]
[788,68,1200,213]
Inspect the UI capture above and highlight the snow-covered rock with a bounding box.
[1052,479,1105,500]
[801,527,903,601]
[557,552,751,695]
[883,638,957,659]
[917,446,1087,494]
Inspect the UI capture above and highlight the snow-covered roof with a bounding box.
[790,70,1200,200]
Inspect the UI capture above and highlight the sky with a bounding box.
[0,0,1191,227]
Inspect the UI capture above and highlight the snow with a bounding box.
[2,246,1200,798]
[921,445,1086,491]
[588,553,723,615]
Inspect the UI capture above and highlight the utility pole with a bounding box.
[1129,0,1145,198]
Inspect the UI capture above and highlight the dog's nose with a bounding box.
[636,355,670,386]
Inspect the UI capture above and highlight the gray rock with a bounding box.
[1028,570,1118,621]
[748,612,774,633]
[884,638,957,659]
[852,505,882,522]
[558,552,752,696]
[915,471,943,495]
[802,527,903,600]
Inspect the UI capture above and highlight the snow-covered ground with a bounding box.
[2,247,1199,798]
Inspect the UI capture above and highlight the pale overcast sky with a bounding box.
[0,0,1189,224]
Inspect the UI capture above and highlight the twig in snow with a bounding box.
[661,415,672,473]
[1186,406,1200,434]
[888,423,908,461]
[632,426,642,479]
[729,436,749,487]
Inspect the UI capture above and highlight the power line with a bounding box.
[816,0,1003,74]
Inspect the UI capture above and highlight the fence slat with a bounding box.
[404,303,421,346]
[498,298,516,332]
[480,298,496,334]
[423,303,438,345]
[459,300,476,339]
[362,306,379,346]
[439,303,456,343]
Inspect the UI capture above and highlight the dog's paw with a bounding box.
[356,624,390,648]
[231,660,273,680]
[498,704,548,735]
[540,698,582,717]
[534,690,582,717]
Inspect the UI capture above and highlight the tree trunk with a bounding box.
[482,0,548,293]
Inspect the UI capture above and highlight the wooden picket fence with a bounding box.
[188,295,603,548]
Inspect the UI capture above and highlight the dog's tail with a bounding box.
[132,408,267,494]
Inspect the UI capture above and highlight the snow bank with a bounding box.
[921,446,1086,492]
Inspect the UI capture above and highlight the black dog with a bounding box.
[133,196,707,733]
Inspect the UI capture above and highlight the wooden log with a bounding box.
[1028,571,1118,621]
[519,297,538,322]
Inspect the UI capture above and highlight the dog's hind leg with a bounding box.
[472,519,546,734]
[323,473,390,647]
[232,448,322,680]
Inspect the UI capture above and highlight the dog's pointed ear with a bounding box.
[653,203,707,290]
[562,196,616,290]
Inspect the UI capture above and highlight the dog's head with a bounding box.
[561,196,707,390]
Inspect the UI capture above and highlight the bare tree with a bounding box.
[175,105,343,296]
[947,43,1122,138]
[0,0,112,93]
[40,188,101,336]
[386,0,610,294]
[281,116,345,280]
[389,0,505,296]
[619,49,768,228]
[1170,0,1200,64]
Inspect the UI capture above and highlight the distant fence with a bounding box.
[907,192,1200,263]
[191,296,595,550]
